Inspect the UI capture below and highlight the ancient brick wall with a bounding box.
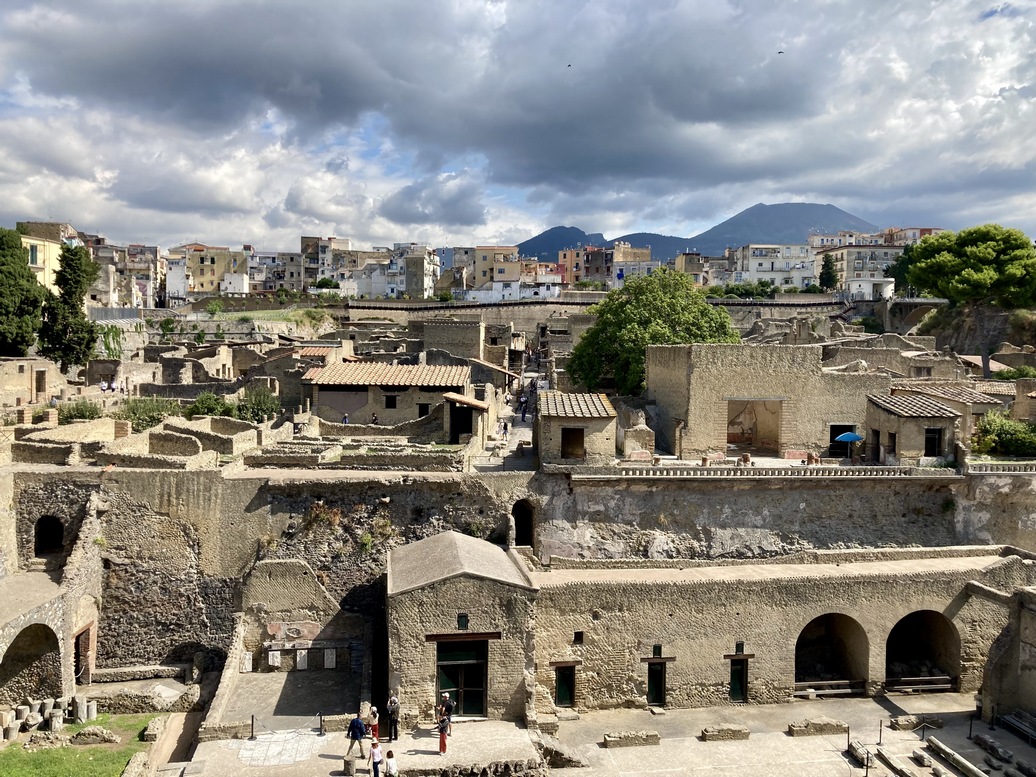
[531,554,1036,713]
[388,576,533,722]
[423,321,485,360]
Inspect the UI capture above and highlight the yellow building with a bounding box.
[20,234,63,296]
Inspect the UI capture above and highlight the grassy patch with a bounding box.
[0,713,156,777]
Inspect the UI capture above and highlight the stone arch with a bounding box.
[795,613,869,687]
[0,623,62,705]
[511,499,535,548]
[885,610,960,689]
[34,515,64,557]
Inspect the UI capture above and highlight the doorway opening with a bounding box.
[555,665,575,707]
[449,404,474,444]
[511,500,535,548]
[794,613,869,696]
[828,424,856,458]
[34,515,64,557]
[437,640,487,717]
[885,610,959,692]
[726,399,783,455]
[646,662,666,706]
[729,659,748,702]
[74,625,94,686]
[560,428,585,459]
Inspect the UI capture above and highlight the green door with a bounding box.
[555,665,575,707]
[729,659,748,702]
[647,662,666,706]
[436,641,488,717]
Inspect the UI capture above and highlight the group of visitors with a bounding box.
[98,380,125,394]
[345,689,457,770]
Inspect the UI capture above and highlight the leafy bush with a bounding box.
[185,391,235,419]
[58,399,102,424]
[993,366,1036,381]
[113,397,181,433]
[237,385,281,423]
[973,410,1036,456]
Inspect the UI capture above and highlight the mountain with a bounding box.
[676,203,879,256]
[517,226,607,260]
[517,203,879,260]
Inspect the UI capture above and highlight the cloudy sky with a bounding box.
[0,0,1033,251]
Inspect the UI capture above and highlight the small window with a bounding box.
[418,403,430,418]
[385,396,397,409]
[457,613,469,630]
[888,432,897,454]
[490,337,499,346]
[573,631,584,645]
[18,364,25,374]
[652,644,662,658]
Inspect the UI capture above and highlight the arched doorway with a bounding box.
[794,613,869,696]
[0,623,62,705]
[34,515,64,557]
[511,500,535,548]
[885,610,960,692]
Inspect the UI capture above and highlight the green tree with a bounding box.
[0,228,47,356]
[567,268,740,395]
[818,256,839,291]
[883,243,917,296]
[205,298,224,318]
[907,224,1036,377]
[315,277,340,289]
[37,244,100,372]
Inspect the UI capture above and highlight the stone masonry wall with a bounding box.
[95,489,235,669]
[531,554,1036,713]
[389,576,533,723]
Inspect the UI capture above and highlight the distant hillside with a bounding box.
[518,203,879,261]
[517,226,606,260]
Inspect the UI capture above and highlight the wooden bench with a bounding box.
[884,675,954,693]
[793,680,865,698]
[1000,710,1036,745]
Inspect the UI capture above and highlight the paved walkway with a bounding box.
[190,719,537,776]
[552,693,1025,777]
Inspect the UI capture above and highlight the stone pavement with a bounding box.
[190,719,538,776]
[181,693,1036,776]
[217,668,359,732]
[551,693,1033,776]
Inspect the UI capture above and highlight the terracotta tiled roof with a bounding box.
[868,394,960,418]
[442,392,490,411]
[958,354,1010,372]
[297,346,333,357]
[969,380,1016,396]
[894,385,1002,405]
[539,391,616,418]
[303,363,469,387]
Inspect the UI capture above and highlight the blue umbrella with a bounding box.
[834,431,864,443]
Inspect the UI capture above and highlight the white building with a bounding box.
[730,244,814,288]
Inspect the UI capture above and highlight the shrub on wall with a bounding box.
[58,399,103,424]
[973,410,1036,456]
[114,397,181,433]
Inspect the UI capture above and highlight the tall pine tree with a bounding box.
[37,243,101,372]
[0,228,47,356]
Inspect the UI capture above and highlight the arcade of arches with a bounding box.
[794,610,959,694]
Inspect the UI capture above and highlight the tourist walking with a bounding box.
[437,711,449,755]
[367,738,383,777]
[371,413,378,425]
[386,694,400,742]
[502,421,509,441]
[367,705,380,740]
[341,412,349,424]
[384,749,398,776]
[346,711,366,758]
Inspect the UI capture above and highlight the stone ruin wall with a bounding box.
[6,464,1036,679]
[532,554,1036,713]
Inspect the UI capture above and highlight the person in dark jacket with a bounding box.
[346,711,366,758]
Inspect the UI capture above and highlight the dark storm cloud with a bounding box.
[0,0,1033,245]
[379,173,487,227]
